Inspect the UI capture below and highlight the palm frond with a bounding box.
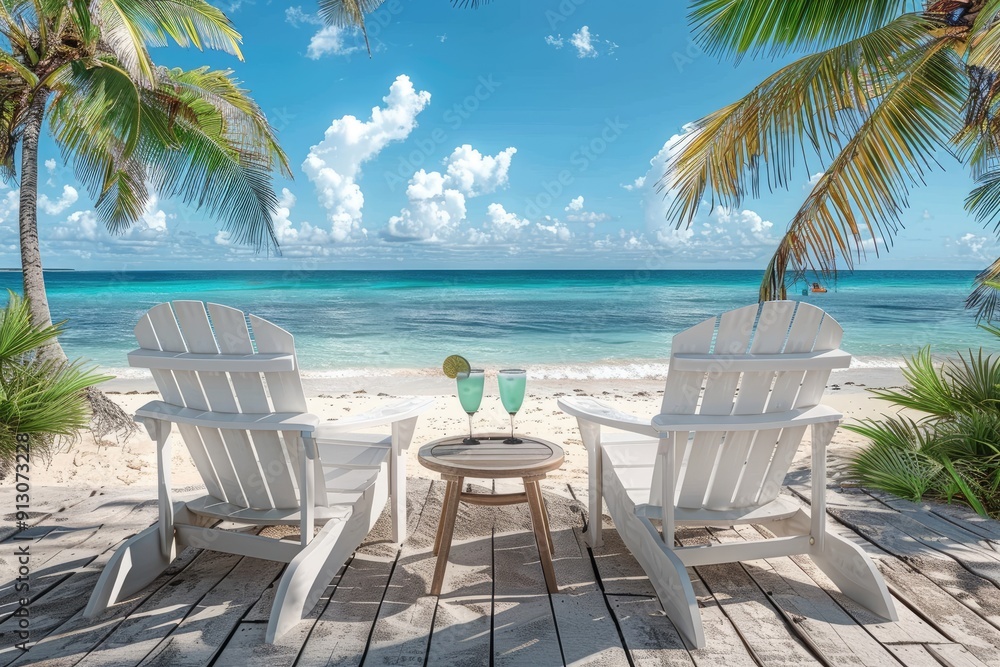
[966,256,1000,320]
[687,0,919,60]
[664,14,936,229]
[845,416,940,501]
[756,37,966,299]
[134,66,288,250]
[317,0,385,56]
[867,345,959,417]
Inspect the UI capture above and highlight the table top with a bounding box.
[417,433,564,479]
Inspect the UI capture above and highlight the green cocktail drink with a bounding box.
[498,369,526,444]
[456,369,485,444]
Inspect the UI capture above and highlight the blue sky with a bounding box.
[2,0,996,271]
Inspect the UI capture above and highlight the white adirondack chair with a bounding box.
[85,301,434,641]
[559,301,897,649]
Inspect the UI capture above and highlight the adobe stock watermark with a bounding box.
[545,0,587,30]
[672,39,706,72]
[11,433,32,652]
[383,74,502,192]
[523,116,627,219]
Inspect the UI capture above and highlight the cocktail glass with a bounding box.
[456,369,485,445]
[498,369,526,444]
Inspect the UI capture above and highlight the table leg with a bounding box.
[539,492,555,556]
[433,480,457,556]
[431,477,463,596]
[524,478,558,594]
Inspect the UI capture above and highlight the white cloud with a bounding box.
[285,6,362,59]
[535,220,573,241]
[546,26,615,58]
[562,195,611,225]
[385,145,517,242]
[285,6,321,26]
[570,26,597,58]
[443,145,516,197]
[469,203,530,243]
[44,159,56,173]
[804,172,824,190]
[621,176,645,191]
[307,26,359,59]
[303,75,431,242]
[38,185,78,215]
[387,187,466,242]
[626,128,780,259]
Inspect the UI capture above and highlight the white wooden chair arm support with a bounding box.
[670,349,851,372]
[316,396,435,433]
[135,401,321,434]
[651,404,842,434]
[128,348,296,372]
[557,396,658,437]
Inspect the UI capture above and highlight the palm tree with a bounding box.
[0,0,289,430]
[662,1,1000,319]
[1,0,288,343]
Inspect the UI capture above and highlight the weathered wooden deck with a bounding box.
[4,468,1000,667]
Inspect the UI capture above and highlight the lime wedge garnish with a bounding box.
[443,355,471,379]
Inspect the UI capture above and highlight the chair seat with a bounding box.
[186,493,355,525]
[601,438,801,527]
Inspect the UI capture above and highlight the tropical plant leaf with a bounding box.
[666,15,938,229]
[317,0,384,55]
[966,257,1000,321]
[687,0,919,59]
[756,37,966,299]
[845,416,940,501]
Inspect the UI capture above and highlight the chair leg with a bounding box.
[772,509,897,621]
[603,466,705,649]
[266,511,364,642]
[84,501,188,618]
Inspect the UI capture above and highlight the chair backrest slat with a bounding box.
[678,306,758,508]
[659,301,846,512]
[133,301,309,511]
[651,317,715,507]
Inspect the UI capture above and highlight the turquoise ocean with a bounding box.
[1,270,991,379]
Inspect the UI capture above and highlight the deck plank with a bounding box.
[572,483,754,667]
[136,556,286,667]
[360,480,442,666]
[706,524,901,666]
[0,493,158,620]
[605,595,694,667]
[491,478,564,667]
[424,481,494,667]
[674,527,817,665]
[549,486,629,667]
[10,476,1000,665]
[0,487,97,543]
[70,549,245,667]
[2,546,201,667]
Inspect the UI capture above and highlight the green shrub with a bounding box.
[0,292,110,474]
[845,344,1000,517]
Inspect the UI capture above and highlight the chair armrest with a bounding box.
[652,404,842,434]
[557,396,658,437]
[135,400,321,433]
[319,396,436,433]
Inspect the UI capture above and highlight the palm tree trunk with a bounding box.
[18,90,64,361]
[16,91,133,438]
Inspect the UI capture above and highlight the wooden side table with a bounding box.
[417,434,565,595]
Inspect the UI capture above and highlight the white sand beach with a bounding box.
[23,366,906,494]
